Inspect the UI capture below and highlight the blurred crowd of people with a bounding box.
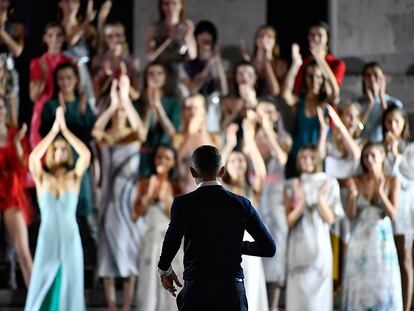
[0,0,413,310]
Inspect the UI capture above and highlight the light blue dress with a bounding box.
[25,191,86,311]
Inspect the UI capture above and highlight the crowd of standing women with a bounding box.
[0,0,413,310]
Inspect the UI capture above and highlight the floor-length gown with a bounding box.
[341,195,403,310]
[286,172,344,311]
[259,158,288,285]
[136,201,184,311]
[242,232,269,311]
[97,143,142,277]
[25,191,85,311]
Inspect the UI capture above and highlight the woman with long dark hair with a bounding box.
[282,42,339,178]
[341,142,402,310]
[136,61,181,177]
[29,22,72,147]
[133,145,182,311]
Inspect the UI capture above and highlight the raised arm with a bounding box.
[311,47,340,104]
[0,22,24,57]
[150,88,177,138]
[242,117,266,193]
[65,0,97,47]
[182,20,196,60]
[58,107,91,177]
[258,110,290,165]
[92,80,119,141]
[316,106,329,159]
[29,57,47,103]
[119,75,148,141]
[29,113,60,180]
[281,44,302,106]
[96,0,112,52]
[326,104,361,160]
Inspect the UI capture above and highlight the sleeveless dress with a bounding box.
[285,172,344,311]
[0,127,32,223]
[25,191,85,311]
[285,98,321,178]
[136,201,184,311]
[341,195,403,310]
[97,143,142,277]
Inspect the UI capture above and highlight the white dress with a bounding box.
[393,142,414,248]
[259,158,288,285]
[285,172,344,311]
[136,201,184,311]
[242,232,269,311]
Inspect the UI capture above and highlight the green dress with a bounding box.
[25,191,86,311]
[134,96,181,177]
[40,98,96,216]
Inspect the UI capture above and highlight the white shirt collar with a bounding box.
[197,180,221,188]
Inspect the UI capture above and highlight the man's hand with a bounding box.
[160,270,183,297]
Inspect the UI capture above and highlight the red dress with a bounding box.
[0,127,33,224]
[293,53,346,95]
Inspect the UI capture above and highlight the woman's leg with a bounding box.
[122,276,136,311]
[103,277,118,311]
[266,282,281,311]
[4,207,32,286]
[395,235,413,311]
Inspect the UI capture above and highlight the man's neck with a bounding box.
[196,177,219,185]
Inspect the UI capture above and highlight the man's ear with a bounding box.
[190,166,199,178]
[218,166,225,178]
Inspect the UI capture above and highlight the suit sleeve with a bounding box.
[158,198,186,271]
[241,198,276,257]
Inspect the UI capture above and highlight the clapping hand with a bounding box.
[316,106,329,135]
[225,123,238,149]
[239,84,257,109]
[85,0,97,23]
[291,43,303,67]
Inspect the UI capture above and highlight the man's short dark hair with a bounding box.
[191,145,222,177]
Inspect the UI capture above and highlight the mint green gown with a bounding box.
[25,191,86,311]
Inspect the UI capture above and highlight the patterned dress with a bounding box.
[97,143,142,277]
[341,196,403,310]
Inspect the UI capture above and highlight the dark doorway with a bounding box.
[267,0,328,61]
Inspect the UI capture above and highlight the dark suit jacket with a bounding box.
[158,184,276,280]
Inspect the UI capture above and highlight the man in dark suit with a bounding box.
[157,145,276,311]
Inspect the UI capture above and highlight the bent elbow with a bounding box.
[265,240,276,257]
